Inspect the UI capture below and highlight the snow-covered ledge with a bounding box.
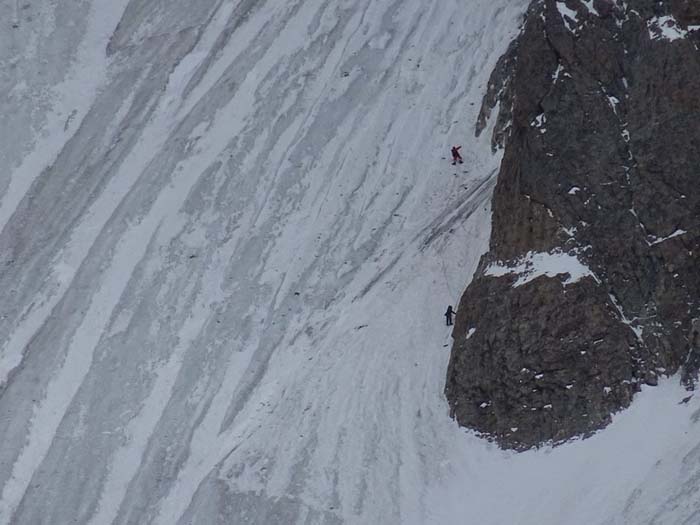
[484,250,600,288]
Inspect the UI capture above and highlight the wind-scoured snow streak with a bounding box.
[0,1,525,523]
[3,1,700,524]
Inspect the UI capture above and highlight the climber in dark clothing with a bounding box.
[445,305,456,326]
[451,146,463,165]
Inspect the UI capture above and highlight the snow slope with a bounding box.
[1,0,699,523]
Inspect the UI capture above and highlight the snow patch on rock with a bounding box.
[557,2,580,33]
[485,250,600,288]
[649,229,687,246]
[580,0,598,16]
[647,15,688,42]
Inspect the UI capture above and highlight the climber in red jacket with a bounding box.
[451,145,463,165]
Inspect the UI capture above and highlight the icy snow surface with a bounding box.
[2,0,700,524]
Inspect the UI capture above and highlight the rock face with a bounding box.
[445,0,700,450]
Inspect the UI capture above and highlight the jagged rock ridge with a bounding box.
[446,0,700,450]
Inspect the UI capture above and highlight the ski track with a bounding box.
[2,1,700,524]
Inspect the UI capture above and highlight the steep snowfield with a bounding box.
[1,0,699,523]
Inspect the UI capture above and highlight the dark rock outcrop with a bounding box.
[445,0,700,450]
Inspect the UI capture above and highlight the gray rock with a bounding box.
[446,0,700,450]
